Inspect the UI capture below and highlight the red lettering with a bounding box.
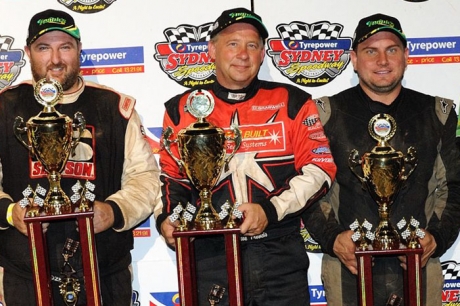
[443,289,460,302]
[0,62,14,73]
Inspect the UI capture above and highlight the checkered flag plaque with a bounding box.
[0,36,13,51]
[442,261,460,280]
[311,23,343,40]
[164,23,214,43]
[198,23,213,41]
[164,25,197,43]
[277,22,310,40]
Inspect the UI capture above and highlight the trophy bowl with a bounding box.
[349,113,417,250]
[163,89,241,230]
[14,78,85,216]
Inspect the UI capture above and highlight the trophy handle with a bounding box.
[348,149,367,187]
[402,146,418,180]
[71,112,86,156]
[13,116,33,153]
[223,124,242,172]
[162,126,185,172]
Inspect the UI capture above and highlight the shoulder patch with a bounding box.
[119,94,136,119]
[314,96,331,125]
[435,96,454,125]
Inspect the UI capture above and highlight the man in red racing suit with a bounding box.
[156,9,337,300]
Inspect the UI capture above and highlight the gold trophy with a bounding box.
[14,78,85,216]
[348,113,417,250]
[163,89,244,306]
[13,78,102,306]
[162,89,242,230]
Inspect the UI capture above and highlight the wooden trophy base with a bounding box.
[173,227,243,306]
[355,247,423,306]
[24,209,102,306]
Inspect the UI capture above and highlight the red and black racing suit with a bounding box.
[156,78,336,306]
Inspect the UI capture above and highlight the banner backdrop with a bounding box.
[1,0,460,305]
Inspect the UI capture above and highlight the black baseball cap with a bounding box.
[26,9,81,46]
[352,13,406,49]
[210,7,268,40]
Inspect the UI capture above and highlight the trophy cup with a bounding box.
[162,89,242,230]
[348,113,417,250]
[13,78,101,306]
[14,78,85,216]
[162,89,244,306]
[348,113,422,306]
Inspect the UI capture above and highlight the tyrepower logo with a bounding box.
[154,23,216,88]
[442,260,460,304]
[266,21,351,87]
[0,35,25,91]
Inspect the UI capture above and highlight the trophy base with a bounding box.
[355,247,422,306]
[373,236,400,250]
[173,227,243,306]
[24,208,102,306]
[194,214,223,230]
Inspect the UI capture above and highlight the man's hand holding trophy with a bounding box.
[348,113,424,306]
[12,78,101,306]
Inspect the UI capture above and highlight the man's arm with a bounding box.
[104,110,161,231]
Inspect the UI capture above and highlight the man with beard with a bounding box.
[0,9,160,305]
[303,13,460,305]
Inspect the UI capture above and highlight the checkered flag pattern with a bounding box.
[185,203,196,214]
[311,23,343,40]
[365,231,375,241]
[22,186,33,198]
[19,197,30,208]
[182,211,194,222]
[232,202,243,219]
[164,25,198,43]
[442,261,460,280]
[410,217,420,228]
[401,229,410,240]
[219,200,231,220]
[34,196,44,207]
[350,220,360,231]
[351,231,361,242]
[0,36,13,51]
[173,204,184,215]
[85,181,96,192]
[198,23,213,41]
[277,23,310,40]
[72,181,83,193]
[302,116,318,127]
[169,212,179,223]
[362,220,372,231]
[415,228,425,239]
[71,193,81,204]
[35,184,46,196]
[219,210,228,220]
[85,191,95,202]
[397,218,407,230]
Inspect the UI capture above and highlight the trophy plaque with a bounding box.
[14,78,101,306]
[162,89,244,306]
[348,113,422,306]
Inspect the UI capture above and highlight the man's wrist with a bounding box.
[6,203,15,226]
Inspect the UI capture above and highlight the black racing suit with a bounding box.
[303,85,460,306]
[156,78,337,306]
[0,78,160,306]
